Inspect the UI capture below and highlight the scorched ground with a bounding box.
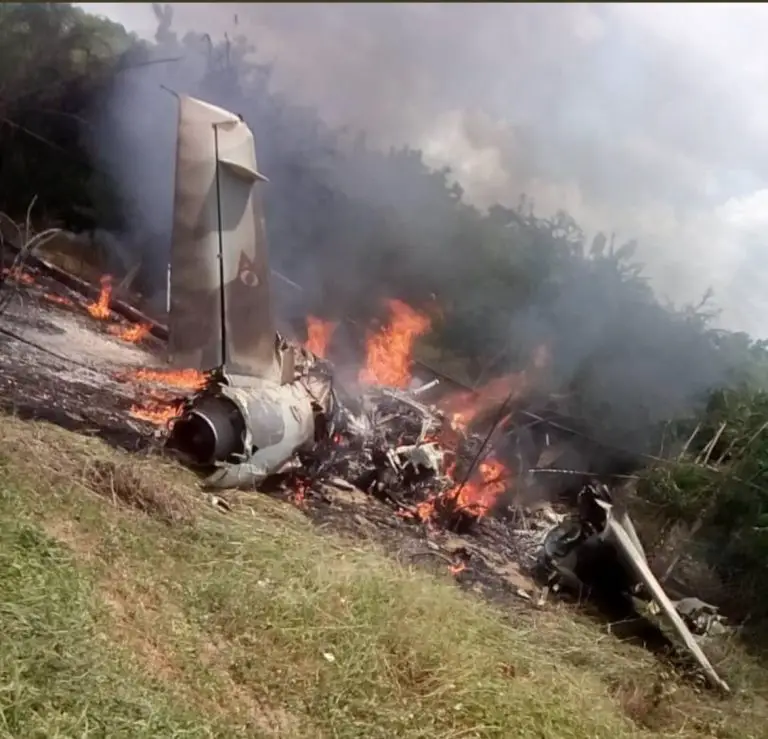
[0,265,550,603]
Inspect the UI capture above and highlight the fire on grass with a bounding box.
[51,272,208,428]
[2,265,75,307]
[116,367,209,427]
[86,274,113,320]
[85,275,154,345]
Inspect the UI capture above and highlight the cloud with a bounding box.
[76,2,768,337]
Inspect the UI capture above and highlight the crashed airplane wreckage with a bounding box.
[159,95,729,692]
[162,95,479,503]
[162,94,331,489]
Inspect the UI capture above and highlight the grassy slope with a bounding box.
[0,414,765,738]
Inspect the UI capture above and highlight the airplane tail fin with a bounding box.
[168,95,278,380]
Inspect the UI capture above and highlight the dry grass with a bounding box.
[0,413,767,738]
[84,457,196,525]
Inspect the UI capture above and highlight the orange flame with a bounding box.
[129,394,183,427]
[407,346,549,525]
[44,293,74,308]
[450,458,509,518]
[440,344,550,432]
[359,299,431,388]
[87,275,113,320]
[442,373,522,432]
[2,265,79,309]
[292,480,308,509]
[415,457,510,523]
[305,316,336,358]
[109,322,152,344]
[127,367,208,391]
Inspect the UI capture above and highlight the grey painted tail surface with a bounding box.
[168,95,278,380]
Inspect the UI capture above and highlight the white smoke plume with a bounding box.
[76,2,768,338]
[69,1,768,450]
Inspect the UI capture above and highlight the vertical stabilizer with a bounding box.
[168,95,277,379]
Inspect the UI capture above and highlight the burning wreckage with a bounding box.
[0,94,730,692]
[153,95,732,690]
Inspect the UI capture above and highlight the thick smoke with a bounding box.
[84,2,768,336]
[83,3,756,452]
[88,72,177,307]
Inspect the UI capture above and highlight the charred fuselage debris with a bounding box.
[167,341,335,489]
[538,483,730,692]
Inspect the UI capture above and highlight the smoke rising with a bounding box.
[79,2,768,337]
[79,2,764,450]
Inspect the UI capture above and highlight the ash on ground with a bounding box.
[0,273,181,450]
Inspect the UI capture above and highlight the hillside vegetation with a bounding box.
[1,414,767,738]
[3,0,768,706]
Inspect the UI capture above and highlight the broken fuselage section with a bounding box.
[539,483,730,692]
[164,95,333,488]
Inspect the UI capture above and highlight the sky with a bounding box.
[76,2,768,338]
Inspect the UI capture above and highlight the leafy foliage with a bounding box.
[0,3,135,228]
[640,388,768,619]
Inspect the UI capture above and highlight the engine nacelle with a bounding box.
[168,371,330,489]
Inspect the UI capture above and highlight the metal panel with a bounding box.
[215,120,277,378]
[168,95,277,379]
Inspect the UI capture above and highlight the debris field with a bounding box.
[0,256,732,691]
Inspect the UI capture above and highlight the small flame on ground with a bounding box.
[450,562,467,576]
[2,266,35,286]
[109,322,152,344]
[44,293,74,308]
[87,275,113,319]
[359,299,431,388]
[305,316,336,358]
[127,367,208,391]
[121,368,208,426]
[292,480,308,509]
[129,393,183,427]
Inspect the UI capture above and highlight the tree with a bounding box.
[0,4,138,228]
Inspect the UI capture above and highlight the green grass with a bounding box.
[0,415,766,738]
